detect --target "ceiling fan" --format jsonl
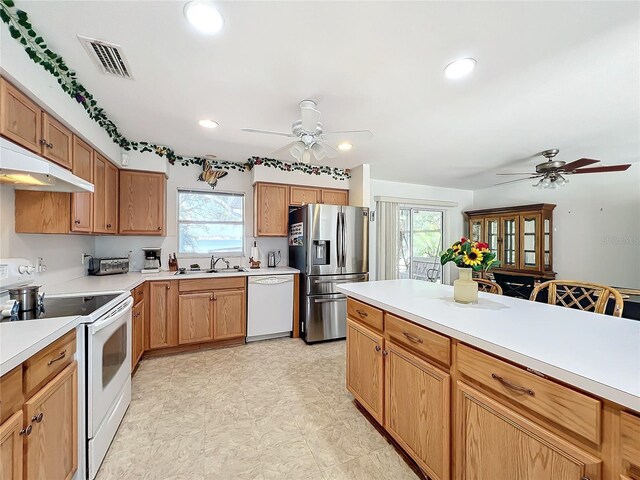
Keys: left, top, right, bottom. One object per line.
{"left": 496, "top": 149, "right": 632, "bottom": 189}
{"left": 241, "top": 100, "right": 373, "bottom": 164}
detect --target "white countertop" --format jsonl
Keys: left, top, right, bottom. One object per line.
{"left": 43, "top": 267, "right": 300, "bottom": 296}
{"left": 337, "top": 279, "right": 640, "bottom": 412}
{"left": 1, "top": 267, "right": 299, "bottom": 376}
{"left": 0, "top": 316, "right": 80, "bottom": 375}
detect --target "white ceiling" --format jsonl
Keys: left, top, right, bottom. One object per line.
{"left": 8, "top": 1, "right": 640, "bottom": 189}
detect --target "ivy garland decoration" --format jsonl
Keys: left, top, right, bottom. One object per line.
{"left": 0, "top": 0, "right": 351, "bottom": 180}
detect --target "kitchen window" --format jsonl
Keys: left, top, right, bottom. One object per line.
{"left": 177, "top": 189, "right": 244, "bottom": 256}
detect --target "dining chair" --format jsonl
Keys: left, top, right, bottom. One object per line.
{"left": 474, "top": 278, "right": 503, "bottom": 295}
{"left": 529, "top": 280, "right": 624, "bottom": 317}
{"left": 493, "top": 272, "right": 536, "bottom": 299}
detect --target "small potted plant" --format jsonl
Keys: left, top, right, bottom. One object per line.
{"left": 440, "top": 238, "right": 499, "bottom": 303}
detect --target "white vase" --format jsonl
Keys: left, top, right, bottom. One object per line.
{"left": 454, "top": 267, "right": 478, "bottom": 304}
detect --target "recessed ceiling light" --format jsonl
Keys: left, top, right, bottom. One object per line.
{"left": 198, "top": 119, "right": 219, "bottom": 129}
{"left": 338, "top": 142, "right": 352, "bottom": 151}
{"left": 184, "top": 1, "right": 224, "bottom": 35}
{"left": 444, "top": 58, "right": 476, "bottom": 79}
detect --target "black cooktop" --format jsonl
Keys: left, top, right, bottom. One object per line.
{"left": 1, "top": 294, "right": 121, "bottom": 322}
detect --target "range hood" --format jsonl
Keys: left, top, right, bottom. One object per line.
{"left": 0, "top": 138, "right": 94, "bottom": 192}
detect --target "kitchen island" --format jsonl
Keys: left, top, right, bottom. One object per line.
{"left": 337, "top": 279, "right": 640, "bottom": 480}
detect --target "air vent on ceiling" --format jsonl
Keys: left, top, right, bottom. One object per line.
{"left": 78, "top": 36, "right": 133, "bottom": 79}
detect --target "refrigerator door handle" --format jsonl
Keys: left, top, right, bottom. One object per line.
{"left": 341, "top": 212, "right": 347, "bottom": 268}
{"left": 336, "top": 211, "right": 343, "bottom": 268}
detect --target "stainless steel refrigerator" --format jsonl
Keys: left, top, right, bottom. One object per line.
{"left": 289, "top": 204, "right": 369, "bottom": 343}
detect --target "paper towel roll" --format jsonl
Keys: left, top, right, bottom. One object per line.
{"left": 250, "top": 246, "right": 259, "bottom": 260}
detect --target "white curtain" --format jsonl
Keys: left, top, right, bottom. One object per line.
{"left": 376, "top": 200, "right": 399, "bottom": 280}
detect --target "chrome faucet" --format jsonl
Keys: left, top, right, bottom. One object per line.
{"left": 210, "top": 256, "right": 230, "bottom": 270}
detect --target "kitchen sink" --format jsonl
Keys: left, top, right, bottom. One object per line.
{"left": 174, "top": 267, "right": 248, "bottom": 275}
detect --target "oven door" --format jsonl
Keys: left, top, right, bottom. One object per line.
{"left": 87, "top": 296, "right": 133, "bottom": 437}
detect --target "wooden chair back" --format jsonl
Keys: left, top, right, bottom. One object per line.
{"left": 493, "top": 272, "right": 535, "bottom": 299}
{"left": 474, "top": 278, "right": 503, "bottom": 295}
{"left": 530, "top": 280, "right": 624, "bottom": 317}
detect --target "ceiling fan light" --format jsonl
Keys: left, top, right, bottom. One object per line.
{"left": 541, "top": 177, "right": 551, "bottom": 188}
{"left": 302, "top": 149, "right": 311, "bottom": 164}
{"left": 311, "top": 143, "right": 327, "bottom": 161}
{"left": 289, "top": 143, "right": 304, "bottom": 161}
{"left": 534, "top": 179, "right": 543, "bottom": 189}
{"left": 338, "top": 142, "right": 352, "bottom": 151}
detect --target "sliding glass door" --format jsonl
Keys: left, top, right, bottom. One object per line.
{"left": 398, "top": 208, "right": 444, "bottom": 282}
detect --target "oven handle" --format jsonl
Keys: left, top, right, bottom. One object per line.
{"left": 89, "top": 296, "right": 134, "bottom": 334}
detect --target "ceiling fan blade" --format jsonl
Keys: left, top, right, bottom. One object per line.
{"left": 496, "top": 172, "right": 537, "bottom": 176}
{"left": 563, "top": 158, "right": 600, "bottom": 170}
{"left": 494, "top": 176, "right": 541, "bottom": 186}
{"left": 316, "top": 141, "right": 340, "bottom": 159}
{"left": 241, "top": 128, "right": 295, "bottom": 138}
{"left": 300, "top": 104, "right": 321, "bottom": 133}
{"left": 269, "top": 141, "right": 303, "bottom": 160}
{"left": 323, "top": 130, "right": 373, "bottom": 138}
{"left": 571, "top": 164, "right": 632, "bottom": 174}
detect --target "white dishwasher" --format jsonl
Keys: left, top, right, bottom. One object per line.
{"left": 247, "top": 274, "right": 294, "bottom": 342}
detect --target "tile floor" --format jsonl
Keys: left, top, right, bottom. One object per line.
{"left": 96, "top": 338, "right": 420, "bottom": 480}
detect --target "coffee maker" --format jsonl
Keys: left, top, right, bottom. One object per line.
{"left": 141, "top": 248, "right": 162, "bottom": 273}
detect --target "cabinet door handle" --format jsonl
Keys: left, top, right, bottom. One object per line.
{"left": 47, "top": 142, "right": 53, "bottom": 148}
{"left": 355, "top": 309, "right": 368, "bottom": 318}
{"left": 32, "top": 412, "right": 44, "bottom": 423}
{"left": 210, "top": 295, "right": 214, "bottom": 301}
{"left": 157, "top": 226, "right": 161, "bottom": 231}
{"left": 47, "top": 349, "right": 67, "bottom": 366}
{"left": 106, "top": 223, "right": 112, "bottom": 228}
{"left": 74, "top": 220, "right": 81, "bottom": 224}
{"left": 39, "top": 138, "right": 47, "bottom": 146}
{"left": 20, "top": 425, "right": 32, "bottom": 436}
{"left": 402, "top": 331, "right": 423, "bottom": 344}
{"left": 491, "top": 373, "right": 535, "bottom": 396}
{"left": 375, "top": 345, "right": 381, "bottom": 352}
{"left": 382, "top": 350, "right": 388, "bottom": 357}
{"left": 166, "top": 285, "right": 171, "bottom": 290}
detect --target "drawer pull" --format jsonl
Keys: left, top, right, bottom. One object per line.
{"left": 402, "top": 331, "right": 423, "bottom": 344}
{"left": 355, "top": 309, "right": 368, "bottom": 318}
{"left": 47, "top": 349, "right": 67, "bottom": 366}
{"left": 492, "top": 373, "right": 535, "bottom": 396}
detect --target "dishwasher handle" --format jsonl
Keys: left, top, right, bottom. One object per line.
{"left": 249, "top": 275, "right": 294, "bottom": 285}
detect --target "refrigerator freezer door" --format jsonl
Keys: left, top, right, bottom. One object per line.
{"left": 341, "top": 206, "right": 369, "bottom": 274}
{"left": 306, "top": 204, "right": 342, "bottom": 276}
{"left": 303, "top": 294, "right": 347, "bottom": 343}
{"left": 306, "top": 273, "right": 369, "bottom": 295}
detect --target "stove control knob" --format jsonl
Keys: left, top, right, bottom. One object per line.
{"left": 18, "top": 265, "right": 36, "bottom": 274}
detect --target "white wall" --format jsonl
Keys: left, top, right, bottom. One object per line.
{"left": 369, "top": 179, "right": 474, "bottom": 282}
{"left": 473, "top": 165, "right": 640, "bottom": 288}
{"left": 0, "top": 185, "right": 96, "bottom": 286}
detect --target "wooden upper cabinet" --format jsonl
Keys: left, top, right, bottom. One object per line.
{"left": 0, "top": 411, "right": 23, "bottom": 480}
{"left": 385, "top": 341, "right": 450, "bottom": 480}
{"left": 179, "top": 292, "right": 214, "bottom": 344}
{"left": 148, "top": 281, "right": 178, "bottom": 350}
{"left": 23, "top": 362, "right": 77, "bottom": 480}
{"left": 254, "top": 183, "right": 288, "bottom": 237}
{"left": 346, "top": 318, "right": 385, "bottom": 424}
{"left": 41, "top": 113, "right": 72, "bottom": 169}
{"left": 455, "top": 381, "right": 601, "bottom": 480}
{"left": 118, "top": 170, "right": 166, "bottom": 235}
{"left": 15, "top": 191, "right": 71, "bottom": 234}
{"left": 290, "top": 186, "right": 321, "bottom": 206}
{"left": 213, "top": 289, "right": 246, "bottom": 340}
{"left": 0, "top": 77, "right": 42, "bottom": 153}
{"left": 93, "top": 153, "right": 118, "bottom": 234}
{"left": 70, "top": 136, "right": 93, "bottom": 233}
{"left": 321, "top": 188, "right": 349, "bottom": 206}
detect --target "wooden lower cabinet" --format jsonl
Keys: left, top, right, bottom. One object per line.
{"left": 148, "top": 281, "right": 178, "bottom": 350}
{"left": 132, "top": 300, "right": 145, "bottom": 370}
{"left": 24, "top": 362, "right": 78, "bottom": 480}
{"left": 455, "top": 381, "right": 601, "bottom": 480}
{"left": 346, "top": 318, "right": 384, "bottom": 423}
{"left": 212, "top": 289, "right": 246, "bottom": 340}
{"left": 0, "top": 411, "right": 23, "bottom": 480}
{"left": 179, "top": 292, "right": 214, "bottom": 344}
{"left": 385, "top": 341, "right": 450, "bottom": 480}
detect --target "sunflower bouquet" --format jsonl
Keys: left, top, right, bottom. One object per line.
{"left": 440, "top": 237, "right": 499, "bottom": 271}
